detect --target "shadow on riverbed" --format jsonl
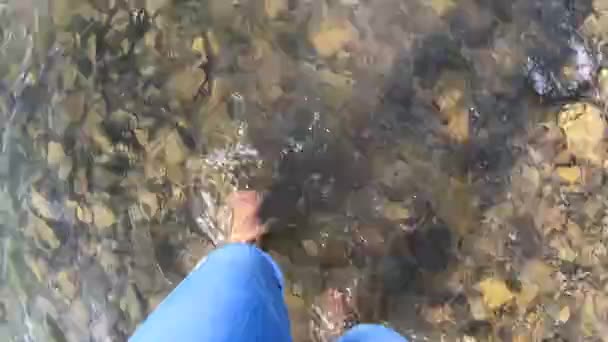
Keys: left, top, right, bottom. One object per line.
{"left": 248, "top": 0, "right": 598, "bottom": 339}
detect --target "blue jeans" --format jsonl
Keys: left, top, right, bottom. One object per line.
{"left": 130, "top": 243, "right": 407, "bottom": 342}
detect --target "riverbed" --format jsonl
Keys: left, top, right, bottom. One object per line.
{"left": 1, "top": 0, "right": 608, "bottom": 341}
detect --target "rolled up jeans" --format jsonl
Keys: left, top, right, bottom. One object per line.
{"left": 130, "top": 243, "right": 407, "bottom": 342}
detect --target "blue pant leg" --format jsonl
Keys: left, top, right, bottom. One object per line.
{"left": 130, "top": 243, "right": 292, "bottom": 342}
{"left": 338, "top": 324, "right": 408, "bottom": 342}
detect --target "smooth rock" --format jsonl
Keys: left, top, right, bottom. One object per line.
{"left": 47, "top": 141, "right": 65, "bottom": 166}
{"left": 558, "top": 103, "right": 606, "bottom": 165}
{"left": 191, "top": 37, "right": 205, "bottom": 56}
{"left": 164, "top": 130, "right": 188, "bottom": 166}
{"left": 433, "top": 71, "right": 471, "bottom": 142}
{"left": 27, "top": 213, "right": 60, "bottom": 251}
{"left": 301, "top": 240, "right": 320, "bottom": 257}
{"left": 92, "top": 203, "right": 116, "bottom": 229}
{"left": 30, "top": 190, "right": 59, "bottom": 221}
{"left": 556, "top": 166, "right": 582, "bottom": 184}
{"left": 166, "top": 164, "right": 185, "bottom": 185}
{"left": 76, "top": 205, "right": 93, "bottom": 224}
{"left": 582, "top": 10, "right": 608, "bottom": 40}
{"left": 56, "top": 271, "right": 78, "bottom": 299}
{"left": 310, "top": 17, "right": 358, "bottom": 58}
{"left": 477, "top": 278, "right": 514, "bottom": 310}
{"left": 520, "top": 259, "right": 558, "bottom": 295}
{"left": 558, "top": 305, "right": 571, "bottom": 323}
{"left": 427, "top": 0, "right": 456, "bottom": 16}
{"left": 382, "top": 202, "right": 411, "bottom": 221}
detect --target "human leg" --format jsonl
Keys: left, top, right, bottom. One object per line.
{"left": 130, "top": 243, "right": 291, "bottom": 342}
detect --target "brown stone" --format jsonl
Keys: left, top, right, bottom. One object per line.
{"left": 477, "top": 278, "right": 514, "bottom": 310}
{"left": 310, "top": 18, "right": 358, "bottom": 58}
{"left": 558, "top": 103, "right": 606, "bottom": 165}
{"left": 556, "top": 166, "right": 582, "bottom": 184}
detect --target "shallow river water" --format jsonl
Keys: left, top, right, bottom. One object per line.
{"left": 2, "top": 0, "right": 608, "bottom": 341}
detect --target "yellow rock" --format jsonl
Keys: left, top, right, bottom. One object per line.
{"left": 512, "top": 331, "right": 531, "bottom": 342}
{"left": 433, "top": 72, "right": 470, "bottom": 143}
{"left": 30, "top": 190, "right": 57, "bottom": 221}
{"left": 310, "top": 18, "right": 358, "bottom": 58}
{"left": 383, "top": 202, "right": 411, "bottom": 221}
{"left": 206, "top": 30, "right": 221, "bottom": 57}
{"left": 92, "top": 203, "right": 116, "bottom": 229}
{"left": 47, "top": 141, "right": 66, "bottom": 166}
{"left": 133, "top": 129, "right": 149, "bottom": 150}
{"left": 434, "top": 84, "right": 465, "bottom": 111}
{"left": 556, "top": 166, "right": 581, "bottom": 184}
{"left": 428, "top": 0, "right": 456, "bottom": 16}
{"left": 166, "top": 164, "right": 185, "bottom": 185}
{"left": 477, "top": 278, "right": 514, "bottom": 310}
{"left": 558, "top": 103, "right": 606, "bottom": 165}
{"left": 76, "top": 205, "right": 93, "bottom": 224}
{"left": 192, "top": 37, "right": 205, "bottom": 54}
{"left": 56, "top": 271, "right": 77, "bottom": 299}
{"left": 445, "top": 107, "right": 470, "bottom": 143}
{"left": 164, "top": 130, "right": 188, "bottom": 166}
{"left": 558, "top": 306, "right": 570, "bottom": 323}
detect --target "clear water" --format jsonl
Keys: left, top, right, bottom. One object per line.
{"left": 1, "top": 0, "right": 608, "bottom": 341}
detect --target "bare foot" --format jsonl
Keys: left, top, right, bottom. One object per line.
{"left": 310, "top": 288, "right": 359, "bottom": 342}
{"left": 228, "top": 191, "right": 265, "bottom": 244}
